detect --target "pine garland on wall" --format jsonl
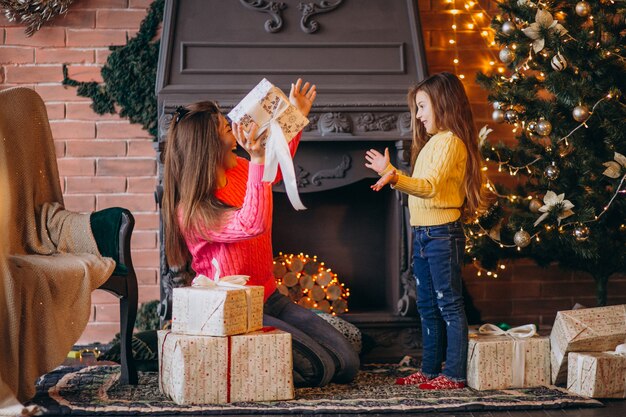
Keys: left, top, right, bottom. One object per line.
{"left": 62, "top": 0, "right": 164, "bottom": 139}
{"left": 0, "top": 0, "right": 74, "bottom": 36}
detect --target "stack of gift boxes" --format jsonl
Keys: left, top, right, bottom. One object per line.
{"left": 467, "top": 304, "right": 626, "bottom": 398}
{"left": 157, "top": 276, "right": 294, "bottom": 405}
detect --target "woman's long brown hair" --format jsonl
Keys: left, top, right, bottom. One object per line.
{"left": 407, "top": 72, "right": 487, "bottom": 221}
{"left": 162, "top": 101, "right": 232, "bottom": 267}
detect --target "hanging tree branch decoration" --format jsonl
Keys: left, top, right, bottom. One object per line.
{"left": 0, "top": 0, "right": 74, "bottom": 37}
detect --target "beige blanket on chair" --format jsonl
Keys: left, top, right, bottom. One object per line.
{"left": 0, "top": 87, "right": 115, "bottom": 406}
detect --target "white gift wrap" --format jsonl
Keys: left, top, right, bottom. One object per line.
{"left": 158, "top": 329, "right": 294, "bottom": 405}
{"left": 171, "top": 284, "right": 264, "bottom": 336}
{"left": 550, "top": 304, "right": 626, "bottom": 385}
{"left": 567, "top": 350, "right": 626, "bottom": 398}
{"left": 227, "top": 78, "right": 309, "bottom": 210}
{"left": 467, "top": 324, "right": 550, "bottom": 390}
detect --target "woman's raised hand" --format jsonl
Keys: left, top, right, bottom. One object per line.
{"left": 365, "top": 147, "right": 390, "bottom": 175}
{"left": 233, "top": 122, "right": 265, "bottom": 164}
{"left": 289, "top": 78, "right": 317, "bottom": 117}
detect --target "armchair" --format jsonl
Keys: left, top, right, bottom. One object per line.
{"left": 0, "top": 86, "right": 138, "bottom": 403}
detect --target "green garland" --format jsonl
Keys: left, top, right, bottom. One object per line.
{"left": 63, "top": 0, "right": 164, "bottom": 139}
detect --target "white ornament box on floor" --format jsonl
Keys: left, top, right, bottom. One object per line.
{"left": 550, "top": 304, "right": 626, "bottom": 385}
{"left": 567, "top": 347, "right": 626, "bottom": 398}
{"left": 158, "top": 329, "right": 294, "bottom": 405}
{"left": 171, "top": 277, "right": 264, "bottom": 337}
{"left": 467, "top": 324, "right": 550, "bottom": 390}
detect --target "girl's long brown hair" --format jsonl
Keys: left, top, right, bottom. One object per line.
{"left": 162, "top": 101, "right": 232, "bottom": 267}
{"left": 407, "top": 72, "right": 488, "bottom": 221}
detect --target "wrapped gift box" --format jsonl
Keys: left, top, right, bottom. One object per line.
{"left": 171, "top": 284, "right": 264, "bottom": 336}
{"left": 567, "top": 351, "right": 626, "bottom": 398}
{"left": 467, "top": 334, "right": 550, "bottom": 390}
{"left": 158, "top": 329, "right": 294, "bottom": 405}
{"left": 550, "top": 304, "right": 626, "bottom": 385}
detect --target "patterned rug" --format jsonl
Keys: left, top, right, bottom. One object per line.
{"left": 28, "top": 364, "right": 602, "bottom": 415}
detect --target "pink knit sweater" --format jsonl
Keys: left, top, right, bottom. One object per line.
{"left": 181, "top": 133, "right": 301, "bottom": 301}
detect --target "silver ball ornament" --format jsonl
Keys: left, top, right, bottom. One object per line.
{"left": 505, "top": 109, "right": 519, "bottom": 123}
{"left": 551, "top": 52, "right": 567, "bottom": 71}
{"left": 573, "top": 225, "right": 590, "bottom": 241}
{"left": 529, "top": 198, "right": 543, "bottom": 213}
{"left": 527, "top": 121, "right": 538, "bottom": 133}
{"left": 492, "top": 101, "right": 502, "bottom": 110}
{"left": 537, "top": 119, "right": 552, "bottom": 136}
{"left": 499, "top": 47, "right": 515, "bottom": 64}
{"left": 572, "top": 105, "right": 590, "bottom": 122}
{"left": 575, "top": 1, "right": 591, "bottom": 17}
{"left": 514, "top": 230, "right": 531, "bottom": 248}
{"left": 544, "top": 162, "right": 560, "bottom": 181}
{"left": 501, "top": 21, "right": 517, "bottom": 35}
{"left": 492, "top": 109, "right": 506, "bottom": 123}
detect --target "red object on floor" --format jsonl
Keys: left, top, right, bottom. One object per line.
{"left": 418, "top": 375, "right": 466, "bottom": 390}
{"left": 394, "top": 371, "right": 431, "bottom": 385}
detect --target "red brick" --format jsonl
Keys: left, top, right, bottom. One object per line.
{"left": 35, "top": 84, "right": 87, "bottom": 102}
{"left": 133, "top": 212, "right": 159, "bottom": 230}
{"left": 94, "top": 303, "right": 120, "bottom": 323}
{"left": 73, "top": 0, "right": 129, "bottom": 9}
{"left": 0, "top": 67, "right": 4, "bottom": 83}
{"left": 63, "top": 194, "right": 96, "bottom": 212}
{"left": 95, "top": 48, "right": 112, "bottom": 64}
{"left": 65, "top": 176, "right": 126, "bottom": 193}
{"left": 97, "top": 10, "right": 148, "bottom": 29}
{"left": 138, "top": 285, "right": 160, "bottom": 304}
{"left": 45, "top": 102, "right": 65, "bottom": 120}
{"left": 91, "top": 289, "right": 119, "bottom": 304}
{"left": 130, "top": 249, "right": 159, "bottom": 268}
{"left": 97, "top": 158, "right": 155, "bottom": 176}
{"left": 131, "top": 230, "right": 157, "bottom": 249}
{"left": 66, "top": 139, "right": 126, "bottom": 157}
{"left": 136, "top": 268, "right": 158, "bottom": 286}
{"left": 97, "top": 193, "right": 156, "bottom": 212}
{"left": 50, "top": 120, "right": 96, "bottom": 139}
{"left": 65, "top": 65, "right": 104, "bottom": 82}
{"left": 418, "top": 0, "right": 431, "bottom": 11}
{"left": 513, "top": 263, "right": 571, "bottom": 281}
{"left": 67, "top": 29, "right": 127, "bottom": 47}
{"left": 5, "top": 27, "right": 66, "bottom": 47}
{"left": 0, "top": 46, "right": 34, "bottom": 64}
{"left": 541, "top": 281, "right": 596, "bottom": 298}
{"left": 97, "top": 121, "right": 152, "bottom": 139}
{"left": 127, "top": 140, "right": 156, "bottom": 157}
{"left": 129, "top": 0, "right": 153, "bottom": 7}
{"left": 57, "top": 157, "right": 96, "bottom": 175}
{"left": 127, "top": 176, "right": 156, "bottom": 193}
{"left": 485, "top": 281, "right": 541, "bottom": 299}
{"left": 474, "top": 299, "right": 512, "bottom": 317}
{"left": 3, "top": 65, "right": 64, "bottom": 83}
{"left": 54, "top": 140, "right": 66, "bottom": 158}
{"left": 66, "top": 102, "right": 119, "bottom": 120}
{"left": 77, "top": 322, "right": 118, "bottom": 344}
{"left": 36, "top": 48, "right": 94, "bottom": 64}
{"left": 50, "top": 10, "right": 96, "bottom": 28}
{"left": 512, "top": 298, "right": 574, "bottom": 316}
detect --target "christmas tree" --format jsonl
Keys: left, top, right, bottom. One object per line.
{"left": 468, "top": 0, "right": 625, "bottom": 306}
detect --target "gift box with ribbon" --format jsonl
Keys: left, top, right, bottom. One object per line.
{"left": 171, "top": 259, "right": 264, "bottom": 336}
{"left": 567, "top": 344, "right": 626, "bottom": 398}
{"left": 227, "top": 78, "right": 310, "bottom": 210}
{"left": 467, "top": 323, "right": 550, "bottom": 390}
{"left": 158, "top": 328, "right": 294, "bottom": 405}
{"left": 550, "top": 304, "right": 626, "bottom": 385}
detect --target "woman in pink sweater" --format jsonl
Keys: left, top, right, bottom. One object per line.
{"left": 162, "top": 79, "right": 359, "bottom": 387}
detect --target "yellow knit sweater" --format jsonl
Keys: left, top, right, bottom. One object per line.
{"left": 383, "top": 130, "right": 467, "bottom": 226}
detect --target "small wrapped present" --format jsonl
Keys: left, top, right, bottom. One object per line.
{"left": 227, "top": 78, "right": 309, "bottom": 210}
{"left": 567, "top": 344, "right": 626, "bottom": 398}
{"left": 467, "top": 324, "right": 550, "bottom": 390}
{"left": 550, "top": 304, "right": 626, "bottom": 385}
{"left": 171, "top": 259, "right": 263, "bottom": 336}
{"left": 158, "top": 329, "right": 294, "bottom": 405}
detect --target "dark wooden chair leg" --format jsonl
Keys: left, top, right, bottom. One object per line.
{"left": 119, "top": 275, "right": 138, "bottom": 384}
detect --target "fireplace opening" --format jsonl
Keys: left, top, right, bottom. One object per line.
{"left": 272, "top": 179, "right": 396, "bottom": 312}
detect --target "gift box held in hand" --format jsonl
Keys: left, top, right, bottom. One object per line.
{"left": 227, "top": 78, "right": 309, "bottom": 210}
{"left": 550, "top": 304, "right": 626, "bottom": 385}
{"left": 171, "top": 259, "right": 263, "bottom": 336}
{"left": 467, "top": 324, "right": 550, "bottom": 390}
{"left": 567, "top": 345, "right": 626, "bottom": 398}
{"left": 158, "top": 328, "right": 294, "bottom": 405}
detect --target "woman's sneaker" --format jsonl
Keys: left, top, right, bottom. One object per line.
{"left": 418, "top": 375, "right": 466, "bottom": 390}
{"left": 395, "top": 371, "right": 431, "bottom": 385}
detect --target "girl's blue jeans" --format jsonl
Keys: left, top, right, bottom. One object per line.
{"left": 412, "top": 220, "right": 468, "bottom": 382}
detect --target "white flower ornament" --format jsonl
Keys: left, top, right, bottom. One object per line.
{"left": 533, "top": 190, "right": 575, "bottom": 227}
{"left": 522, "top": 9, "right": 568, "bottom": 53}
{"left": 602, "top": 152, "right": 626, "bottom": 179}
{"left": 479, "top": 125, "right": 493, "bottom": 147}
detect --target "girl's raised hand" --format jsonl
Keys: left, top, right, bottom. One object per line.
{"left": 371, "top": 169, "right": 397, "bottom": 192}
{"left": 233, "top": 122, "right": 265, "bottom": 165}
{"left": 365, "top": 147, "right": 390, "bottom": 174}
{"left": 289, "top": 78, "right": 317, "bottom": 117}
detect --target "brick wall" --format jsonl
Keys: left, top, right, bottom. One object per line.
{"left": 1, "top": 0, "right": 623, "bottom": 344}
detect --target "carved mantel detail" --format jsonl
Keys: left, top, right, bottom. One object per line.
{"left": 239, "top": 0, "right": 287, "bottom": 33}
{"left": 299, "top": 0, "right": 343, "bottom": 34}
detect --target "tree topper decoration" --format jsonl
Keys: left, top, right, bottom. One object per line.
{"left": 522, "top": 9, "right": 567, "bottom": 53}
{"left": 533, "top": 190, "right": 575, "bottom": 227}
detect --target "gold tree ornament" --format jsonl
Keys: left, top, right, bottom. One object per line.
{"left": 273, "top": 253, "right": 350, "bottom": 315}
{"left": 522, "top": 9, "right": 568, "bottom": 53}
{"left": 533, "top": 190, "right": 575, "bottom": 227}
{"left": 602, "top": 152, "right": 626, "bottom": 178}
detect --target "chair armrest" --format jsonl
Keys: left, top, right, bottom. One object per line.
{"left": 90, "top": 207, "right": 133, "bottom": 276}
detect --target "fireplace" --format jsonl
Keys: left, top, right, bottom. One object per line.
{"left": 156, "top": 0, "right": 428, "bottom": 361}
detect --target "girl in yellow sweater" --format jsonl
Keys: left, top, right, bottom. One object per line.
{"left": 365, "top": 72, "right": 485, "bottom": 389}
